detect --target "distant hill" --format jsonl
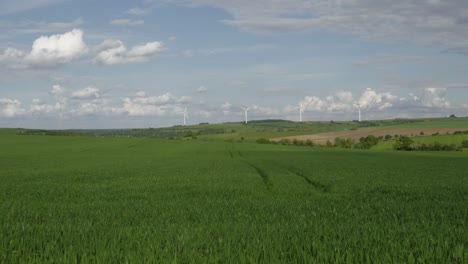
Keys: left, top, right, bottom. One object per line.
{"left": 2, "top": 117, "right": 466, "bottom": 142}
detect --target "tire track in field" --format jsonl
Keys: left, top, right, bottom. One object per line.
{"left": 242, "top": 160, "right": 272, "bottom": 189}
{"left": 236, "top": 149, "right": 272, "bottom": 190}
{"left": 288, "top": 167, "right": 331, "bottom": 193}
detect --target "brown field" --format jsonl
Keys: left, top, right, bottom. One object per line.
{"left": 272, "top": 127, "right": 467, "bottom": 145}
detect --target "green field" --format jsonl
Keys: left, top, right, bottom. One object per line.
{"left": 1, "top": 132, "right": 467, "bottom": 263}
{"left": 383, "top": 117, "right": 468, "bottom": 129}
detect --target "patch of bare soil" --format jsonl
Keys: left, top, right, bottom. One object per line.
{"left": 272, "top": 128, "right": 467, "bottom": 145}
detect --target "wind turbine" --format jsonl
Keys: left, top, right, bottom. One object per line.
{"left": 296, "top": 104, "right": 304, "bottom": 122}
{"left": 241, "top": 106, "right": 250, "bottom": 124}
{"left": 183, "top": 107, "right": 189, "bottom": 126}
{"left": 356, "top": 103, "right": 362, "bottom": 122}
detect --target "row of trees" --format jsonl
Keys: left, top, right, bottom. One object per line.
{"left": 393, "top": 136, "right": 465, "bottom": 151}
{"left": 257, "top": 135, "right": 382, "bottom": 149}
{"left": 257, "top": 135, "right": 468, "bottom": 152}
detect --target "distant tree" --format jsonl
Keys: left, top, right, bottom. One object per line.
{"left": 420, "top": 131, "right": 424, "bottom": 136}
{"left": 462, "top": 140, "right": 468, "bottom": 148}
{"left": 326, "top": 140, "right": 333, "bottom": 147}
{"left": 384, "top": 134, "right": 392, "bottom": 141}
{"left": 256, "top": 138, "right": 270, "bottom": 144}
{"left": 449, "top": 114, "right": 457, "bottom": 118}
{"left": 355, "top": 135, "right": 380, "bottom": 149}
{"left": 305, "top": 139, "right": 315, "bottom": 146}
{"left": 393, "top": 136, "right": 414, "bottom": 151}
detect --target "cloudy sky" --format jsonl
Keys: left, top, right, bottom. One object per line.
{"left": 1, "top": 0, "right": 467, "bottom": 129}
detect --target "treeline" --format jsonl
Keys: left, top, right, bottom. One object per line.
{"left": 393, "top": 136, "right": 466, "bottom": 151}
{"left": 89, "top": 127, "right": 228, "bottom": 138}
{"left": 17, "top": 129, "right": 85, "bottom": 137}
{"left": 256, "top": 135, "right": 383, "bottom": 149}
{"left": 257, "top": 134, "right": 468, "bottom": 152}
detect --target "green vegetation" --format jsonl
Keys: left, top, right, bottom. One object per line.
{"left": 383, "top": 117, "right": 468, "bottom": 129}
{"left": 0, "top": 132, "right": 467, "bottom": 262}
{"left": 70, "top": 117, "right": 466, "bottom": 142}
{"left": 375, "top": 133, "right": 468, "bottom": 151}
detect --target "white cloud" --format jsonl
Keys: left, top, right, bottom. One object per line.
{"left": 197, "top": 110, "right": 213, "bottom": 118}
{"left": 110, "top": 19, "right": 144, "bottom": 26}
{"left": 0, "top": 29, "right": 88, "bottom": 68}
{"left": 93, "top": 40, "right": 164, "bottom": 65}
{"left": 72, "top": 87, "right": 101, "bottom": 100}
{"left": 419, "top": 88, "right": 450, "bottom": 108}
{"left": 221, "top": 101, "right": 232, "bottom": 115}
{"left": 250, "top": 104, "right": 279, "bottom": 116}
{"left": 0, "top": 48, "right": 25, "bottom": 64}
{"left": 135, "top": 91, "right": 147, "bottom": 97}
{"left": 0, "top": 98, "right": 25, "bottom": 117}
{"left": 297, "top": 96, "right": 327, "bottom": 112}
{"left": 30, "top": 100, "right": 63, "bottom": 115}
{"left": 122, "top": 92, "right": 192, "bottom": 116}
{"left": 358, "top": 88, "right": 397, "bottom": 110}
{"left": 291, "top": 88, "right": 399, "bottom": 114}
{"left": 196, "top": 86, "right": 207, "bottom": 93}
{"left": 26, "top": 29, "right": 88, "bottom": 66}
{"left": 127, "top": 7, "right": 152, "bottom": 16}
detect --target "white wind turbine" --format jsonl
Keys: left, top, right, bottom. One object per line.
{"left": 354, "top": 103, "right": 362, "bottom": 122}
{"left": 183, "top": 107, "right": 189, "bottom": 126}
{"left": 241, "top": 106, "right": 250, "bottom": 124}
{"left": 296, "top": 104, "right": 304, "bottom": 122}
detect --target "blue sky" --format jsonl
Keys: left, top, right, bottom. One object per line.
{"left": 1, "top": 0, "right": 467, "bottom": 128}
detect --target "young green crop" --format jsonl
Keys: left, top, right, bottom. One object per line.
{"left": 0, "top": 134, "right": 466, "bottom": 263}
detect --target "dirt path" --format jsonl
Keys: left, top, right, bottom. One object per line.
{"left": 272, "top": 127, "right": 467, "bottom": 145}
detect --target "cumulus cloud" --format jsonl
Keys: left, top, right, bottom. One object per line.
{"left": 358, "top": 88, "right": 397, "bottom": 110}
{"left": 122, "top": 92, "right": 192, "bottom": 116}
{"left": 0, "top": 29, "right": 88, "bottom": 68}
{"left": 72, "top": 87, "right": 101, "bottom": 100}
{"left": 289, "top": 87, "right": 456, "bottom": 120}
{"left": 291, "top": 88, "right": 399, "bottom": 115}
{"left": 419, "top": 88, "right": 450, "bottom": 108}
{"left": 0, "top": 98, "right": 25, "bottom": 117}
{"left": 93, "top": 40, "right": 164, "bottom": 65}
{"left": 110, "top": 19, "right": 144, "bottom": 26}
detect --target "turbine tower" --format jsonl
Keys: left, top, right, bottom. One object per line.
{"left": 241, "top": 106, "right": 250, "bottom": 124}
{"left": 183, "top": 107, "right": 189, "bottom": 126}
{"left": 296, "top": 104, "right": 304, "bottom": 122}
{"left": 357, "top": 104, "right": 361, "bottom": 122}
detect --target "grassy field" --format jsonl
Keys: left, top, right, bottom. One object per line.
{"left": 1, "top": 132, "right": 467, "bottom": 263}
{"left": 382, "top": 117, "right": 468, "bottom": 128}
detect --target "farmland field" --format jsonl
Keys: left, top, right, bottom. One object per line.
{"left": 0, "top": 132, "right": 467, "bottom": 263}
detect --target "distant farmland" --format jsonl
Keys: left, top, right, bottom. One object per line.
{"left": 1, "top": 129, "right": 467, "bottom": 263}
{"left": 273, "top": 127, "right": 467, "bottom": 145}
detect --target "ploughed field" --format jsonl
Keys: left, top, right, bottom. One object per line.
{"left": 0, "top": 134, "right": 467, "bottom": 263}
